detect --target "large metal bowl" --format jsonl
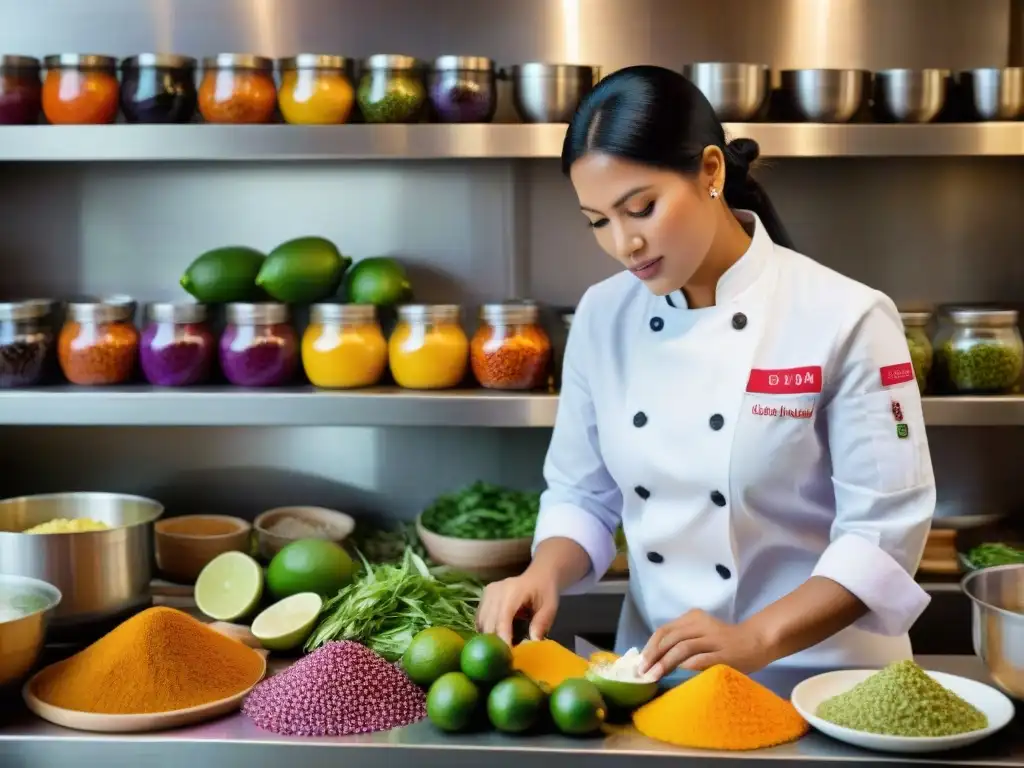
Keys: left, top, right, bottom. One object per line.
{"left": 683, "top": 62, "right": 770, "bottom": 122}
{"left": 962, "top": 563, "right": 1024, "bottom": 699}
{"left": 0, "top": 492, "right": 163, "bottom": 626}
{"left": 959, "top": 68, "right": 1024, "bottom": 121}
{"left": 873, "top": 68, "right": 949, "bottom": 123}
{"left": 0, "top": 574, "right": 61, "bottom": 690}
{"left": 510, "top": 63, "right": 599, "bottom": 123}
{"left": 780, "top": 68, "right": 870, "bottom": 123}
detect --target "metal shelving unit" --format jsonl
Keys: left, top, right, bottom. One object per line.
{"left": 0, "top": 123, "right": 1022, "bottom": 162}
{"left": 0, "top": 387, "right": 1018, "bottom": 427}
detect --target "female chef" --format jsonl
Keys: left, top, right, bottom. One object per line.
{"left": 476, "top": 65, "right": 935, "bottom": 677}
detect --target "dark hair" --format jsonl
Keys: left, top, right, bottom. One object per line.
{"left": 562, "top": 65, "right": 794, "bottom": 250}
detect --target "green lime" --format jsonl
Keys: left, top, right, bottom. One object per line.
{"left": 194, "top": 551, "right": 264, "bottom": 621}
{"left": 251, "top": 592, "right": 323, "bottom": 652}
{"left": 487, "top": 675, "right": 546, "bottom": 733}
{"left": 265, "top": 539, "right": 355, "bottom": 600}
{"left": 343, "top": 257, "right": 412, "bottom": 307}
{"left": 256, "top": 236, "right": 351, "bottom": 304}
{"left": 403, "top": 627, "right": 466, "bottom": 687}
{"left": 426, "top": 672, "right": 480, "bottom": 732}
{"left": 549, "top": 678, "right": 606, "bottom": 735}
{"left": 460, "top": 633, "right": 513, "bottom": 684}
{"left": 584, "top": 668, "right": 658, "bottom": 710}
{"left": 180, "top": 246, "right": 265, "bottom": 303}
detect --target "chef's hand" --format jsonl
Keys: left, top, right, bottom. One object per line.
{"left": 475, "top": 568, "right": 560, "bottom": 647}
{"left": 638, "top": 609, "right": 773, "bottom": 678}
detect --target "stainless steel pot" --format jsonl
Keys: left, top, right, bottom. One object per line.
{"left": 510, "top": 63, "right": 598, "bottom": 123}
{"left": 873, "top": 69, "right": 948, "bottom": 123}
{"left": 780, "top": 68, "right": 870, "bottom": 123}
{"left": 0, "top": 573, "right": 61, "bottom": 689}
{"left": 682, "top": 62, "right": 769, "bottom": 121}
{"left": 959, "top": 68, "right": 1024, "bottom": 121}
{"left": 0, "top": 492, "right": 163, "bottom": 626}
{"left": 962, "top": 563, "right": 1024, "bottom": 699}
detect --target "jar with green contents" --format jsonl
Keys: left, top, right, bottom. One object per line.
{"left": 899, "top": 311, "right": 932, "bottom": 394}
{"left": 357, "top": 54, "right": 425, "bottom": 123}
{"left": 934, "top": 308, "right": 1023, "bottom": 394}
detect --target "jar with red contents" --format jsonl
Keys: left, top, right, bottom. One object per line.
{"left": 470, "top": 302, "right": 551, "bottom": 390}
{"left": 42, "top": 54, "right": 120, "bottom": 125}
{"left": 140, "top": 302, "right": 215, "bottom": 387}
{"left": 0, "top": 56, "right": 42, "bottom": 125}
{"left": 220, "top": 303, "right": 298, "bottom": 387}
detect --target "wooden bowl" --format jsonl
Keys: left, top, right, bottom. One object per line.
{"left": 253, "top": 506, "right": 355, "bottom": 561}
{"left": 415, "top": 515, "right": 532, "bottom": 581}
{"left": 154, "top": 515, "right": 252, "bottom": 584}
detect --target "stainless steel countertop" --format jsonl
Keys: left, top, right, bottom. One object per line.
{"left": 0, "top": 655, "right": 1020, "bottom": 767}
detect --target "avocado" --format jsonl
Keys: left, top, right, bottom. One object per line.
{"left": 180, "top": 246, "right": 266, "bottom": 303}
{"left": 256, "top": 236, "right": 351, "bottom": 304}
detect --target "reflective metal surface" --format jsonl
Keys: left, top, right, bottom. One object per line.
{"left": 873, "top": 69, "right": 949, "bottom": 123}
{"left": 780, "top": 69, "right": 870, "bottom": 123}
{"left": 960, "top": 68, "right": 1024, "bottom": 120}
{"left": 0, "top": 493, "right": 163, "bottom": 625}
{"left": 963, "top": 564, "right": 1024, "bottom": 699}
{"left": 682, "top": 63, "right": 770, "bottom": 121}
{"left": 510, "top": 64, "right": 598, "bottom": 123}
{"left": 0, "top": 574, "right": 60, "bottom": 690}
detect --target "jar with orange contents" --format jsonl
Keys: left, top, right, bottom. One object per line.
{"left": 471, "top": 302, "right": 551, "bottom": 390}
{"left": 302, "top": 303, "right": 387, "bottom": 389}
{"left": 199, "top": 54, "right": 277, "bottom": 124}
{"left": 42, "top": 54, "right": 120, "bottom": 125}
{"left": 58, "top": 299, "right": 139, "bottom": 385}
{"left": 278, "top": 54, "right": 354, "bottom": 125}
{"left": 389, "top": 305, "right": 468, "bottom": 390}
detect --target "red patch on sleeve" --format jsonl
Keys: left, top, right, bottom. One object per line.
{"left": 880, "top": 362, "right": 914, "bottom": 388}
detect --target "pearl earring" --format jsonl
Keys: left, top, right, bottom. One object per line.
{"left": 709, "top": 187, "right": 720, "bottom": 199}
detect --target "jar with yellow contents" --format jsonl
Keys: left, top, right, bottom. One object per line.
{"left": 302, "top": 303, "right": 387, "bottom": 389}
{"left": 389, "top": 304, "right": 468, "bottom": 390}
{"left": 278, "top": 54, "right": 355, "bottom": 125}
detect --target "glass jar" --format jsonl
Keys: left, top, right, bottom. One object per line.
{"left": 934, "top": 308, "right": 1023, "bottom": 394}
{"left": 302, "top": 304, "right": 387, "bottom": 389}
{"left": 356, "top": 54, "right": 426, "bottom": 124}
{"left": 220, "top": 303, "right": 298, "bottom": 387}
{"left": 278, "top": 54, "right": 354, "bottom": 125}
{"left": 42, "top": 54, "right": 120, "bottom": 125}
{"left": 899, "top": 311, "right": 933, "bottom": 394}
{"left": 0, "top": 300, "right": 53, "bottom": 387}
{"left": 428, "top": 55, "right": 497, "bottom": 123}
{"left": 389, "top": 305, "right": 468, "bottom": 389}
{"left": 471, "top": 302, "right": 551, "bottom": 390}
{"left": 199, "top": 54, "right": 277, "bottom": 124}
{"left": 0, "top": 56, "right": 41, "bottom": 125}
{"left": 140, "top": 302, "right": 215, "bottom": 387}
{"left": 120, "top": 54, "right": 197, "bottom": 124}
{"left": 58, "top": 299, "right": 139, "bottom": 385}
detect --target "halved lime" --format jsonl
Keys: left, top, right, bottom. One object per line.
{"left": 195, "top": 551, "right": 264, "bottom": 621}
{"left": 251, "top": 592, "right": 323, "bottom": 652}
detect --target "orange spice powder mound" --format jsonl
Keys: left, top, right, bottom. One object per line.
{"left": 632, "top": 664, "right": 809, "bottom": 751}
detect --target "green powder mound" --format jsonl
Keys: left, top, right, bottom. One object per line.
{"left": 816, "top": 661, "right": 988, "bottom": 737}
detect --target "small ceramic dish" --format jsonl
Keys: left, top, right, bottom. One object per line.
{"left": 154, "top": 515, "right": 252, "bottom": 584}
{"left": 253, "top": 506, "right": 355, "bottom": 561}
{"left": 415, "top": 515, "right": 532, "bottom": 580}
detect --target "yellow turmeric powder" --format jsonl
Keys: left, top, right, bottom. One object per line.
{"left": 32, "top": 606, "right": 265, "bottom": 714}
{"left": 633, "top": 664, "right": 809, "bottom": 750}
{"left": 512, "top": 639, "right": 589, "bottom": 688}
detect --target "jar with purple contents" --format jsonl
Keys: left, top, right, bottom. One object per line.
{"left": 220, "top": 303, "right": 298, "bottom": 387}
{"left": 428, "top": 56, "right": 496, "bottom": 123}
{"left": 140, "top": 302, "right": 214, "bottom": 387}
{"left": 0, "top": 299, "right": 53, "bottom": 387}
{"left": 120, "top": 54, "right": 198, "bottom": 124}
{"left": 0, "top": 56, "right": 42, "bottom": 125}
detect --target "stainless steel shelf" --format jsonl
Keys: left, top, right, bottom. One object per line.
{"left": 0, "top": 123, "right": 1022, "bottom": 161}
{"left": 0, "top": 388, "right": 1019, "bottom": 427}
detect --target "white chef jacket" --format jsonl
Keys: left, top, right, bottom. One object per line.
{"left": 535, "top": 210, "right": 935, "bottom": 669}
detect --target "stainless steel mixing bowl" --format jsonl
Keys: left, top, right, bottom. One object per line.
{"left": 0, "top": 492, "right": 163, "bottom": 626}
{"left": 873, "top": 68, "right": 949, "bottom": 123}
{"left": 962, "top": 563, "right": 1024, "bottom": 699}
{"left": 780, "top": 68, "right": 870, "bottom": 123}
{"left": 682, "top": 62, "right": 770, "bottom": 122}
{"left": 0, "top": 574, "right": 61, "bottom": 690}
{"left": 959, "top": 68, "right": 1024, "bottom": 121}
{"left": 510, "top": 63, "right": 598, "bottom": 123}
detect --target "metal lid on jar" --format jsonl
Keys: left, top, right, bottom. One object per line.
{"left": 43, "top": 54, "right": 118, "bottom": 70}
{"left": 947, "top": 308, "right": 1019, "bottom": 327}
{"left": 899, "top": 311, "right": 931, "bottom": 327}
{"left": 310, "top": 303, "right": 377, "bottom": 323}
{"left": 202, "top": 53, "right": 274, "bottom": 72}
{"left": 398, "top": 304, "right": 461, "bottom": 323}
{"left": 0, "top": 299, "right": 53, "bottom": 322}
{"left": 511, "top": 62, "right": 599, "bottom": 78}
{"left": 363, "top": 54, "right": 421, "bottom": 71}
{"left": 147, "top": 302, "right": 207, "bottom": 324}
{"left": 226, "top": 302, "right": 289, "bottom": 325}
{"left": 121, "top": 53, "right": 197, "bottom": 70}
{"left": 67, "top": 297, "right": 135, "bottom": 323}
{"left": 0, "top": 55, "right": 41, "bottom": 70}
{"left": 433, "top": 56, "right": 494, "bottom": 72}
{"left": 279, "top": 54, "right": 349, "bottom": 71}
{"left": 480, "top": 301, "right": 540, "bottom": 325}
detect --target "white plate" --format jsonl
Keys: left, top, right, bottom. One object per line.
{"left": 791, "top": 669, "right": 1015, "bottom": 754}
